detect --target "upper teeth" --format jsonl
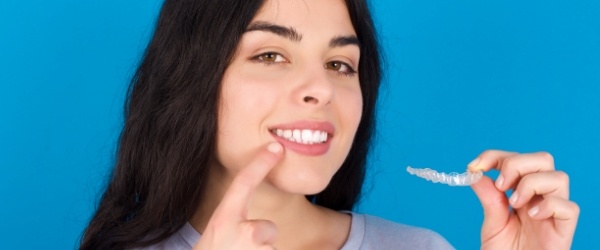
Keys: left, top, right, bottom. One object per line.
{"left": 272, "top": 129, "right": 328, "bottom": 144}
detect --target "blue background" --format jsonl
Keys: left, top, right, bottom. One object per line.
{"left": 1, "top": 0, "right": 598, "bottom": 249}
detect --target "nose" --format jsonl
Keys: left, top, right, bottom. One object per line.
{"left": 295, "top": 67, "right": 334, "bottom": 107}
{"left": 303, "top": 96, "right": 319, "bottom": 104}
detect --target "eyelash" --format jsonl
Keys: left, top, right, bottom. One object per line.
{"left": 249, "top": 52, "right": 287, "bottom": 65}
{"left": 249, "top": 52, "right": 357, "bottom": 77}
{"left": 325, "top": 61, "right": 357, "bottom": 78}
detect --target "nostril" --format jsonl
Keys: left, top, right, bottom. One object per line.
{"left": 303, "top": 96, "right": 318, "bottom": 104}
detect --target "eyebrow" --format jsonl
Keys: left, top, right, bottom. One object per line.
{"left": 245, "top": 21, "right": 360, "bottom": 49}
{"left": 329, "top": 35, "right": 361, "bottom": 48}
{"left": 246, "top": 21, "right": 302, "bottom": 42}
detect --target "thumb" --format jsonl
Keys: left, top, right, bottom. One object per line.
{"left": 471, "top": 175, "right": 510, "bottom": 241}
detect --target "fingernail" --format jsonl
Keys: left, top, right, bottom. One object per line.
{"left": 495, "top": 175, "right": 504, "bottom": 189}
{"left": 528, "top": 206, "right": 539, "bottom": 217}
{"left": 509, "top": 192, "right": 519, "bottom": 205}
{"left": 267, "top": 143, "right": 282, "bottom": 153}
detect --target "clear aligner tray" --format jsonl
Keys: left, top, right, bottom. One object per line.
{"left": 406, "top": 166, "right": 483, "bottom": 186}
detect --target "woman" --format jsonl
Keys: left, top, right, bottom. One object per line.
{"left": 80, "top": 0, "right": 579, "bottom": 249}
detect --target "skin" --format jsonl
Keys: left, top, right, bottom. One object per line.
{"left": 213, "top": 0, "right": 362, "bottom": 196}
{"left": 191, "top": 0, "right": 580, "bottom": 249}
{"left": 193, "top": 0, "right": 360, "bottom": 249}
{"left": 469, "top": 150, "right": 579, "bottom": 249}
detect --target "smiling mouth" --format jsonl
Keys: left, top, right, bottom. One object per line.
{"left": 270, "top": 129, "right": 330, "bottom": 145}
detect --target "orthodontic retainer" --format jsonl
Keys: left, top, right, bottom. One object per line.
{"left": 406, "top": 166, "right": 483, "bottom": 186}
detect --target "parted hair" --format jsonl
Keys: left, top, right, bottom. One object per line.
{"left": 79, "top": 0, "right": 381, "bottom": 249}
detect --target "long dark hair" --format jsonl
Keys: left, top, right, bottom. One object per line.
{"left": 80, "top": 0, "right": 381, "bottom": 249}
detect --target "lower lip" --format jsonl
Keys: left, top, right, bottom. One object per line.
{"left": 271, "top": 133, "right": 331, "bottom": 156}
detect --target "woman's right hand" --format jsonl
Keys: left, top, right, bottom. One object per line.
{"left": 193, "top": 142, "right": 284, "bottom": 250}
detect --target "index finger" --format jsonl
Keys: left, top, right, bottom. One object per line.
{"left": 467, "top": 149, "right": 518, "bottom": 172}
{"left": 469, "top": 150, "right": 559, "bottom": 191}
{"left": 214, "top": 142, "right": 284, "bottom": 219}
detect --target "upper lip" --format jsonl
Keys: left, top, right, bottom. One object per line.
{"left": 268, "top": 120, "right": 335, "bottom": 136}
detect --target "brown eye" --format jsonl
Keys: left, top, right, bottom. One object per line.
{"left": 324, "top": 60, "right": 357, "bottom": 77}
{"left": 251, "top": 52, "right": 287, "bottom": 64}
{"left": 325, "top": 61, "right": 343, "bottom": 71}
{"left": 259, "top": 53, "right": 277, "bottom": 62}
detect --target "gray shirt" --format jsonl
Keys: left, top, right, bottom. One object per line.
{"left": 135, "top": 212, "right": 455, "bottom": 249}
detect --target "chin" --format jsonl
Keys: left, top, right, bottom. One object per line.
{"left": 270, "top": 177, "right": 331, "bottom": 195}
{"left": 267, "top": 159, "right": 339, "bottom": 195}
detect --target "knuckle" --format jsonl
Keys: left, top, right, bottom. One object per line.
{"left": 539, "top": 196, "right": 558, "bottom": 211}
{"left": 555, "top": 170, "right": 570, "bottom": 186}
{"left": 241, "top": 220, "right": 277, "bottom": 243}
{"left": 502, "top": 155, "right": 518, "bottom": 168}
{"left": 517, "top": 174, "right": 532, "bottom": 188}
{"left": 570, "top": 201, "right": 580, "bottom": 215}
{"left": 485, "top": 191, "right": 509, "bottom": 207}
{"left": 240, "top": 221, "right": 258, "bottom": 237}
{"left": 480, "top": 149, "right": 499, "bottom": 158}
{"left": 536, "top": 151, "right": 555, "bottom": 164}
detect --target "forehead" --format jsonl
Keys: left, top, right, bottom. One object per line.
{"left": 252, "top": 0, "right": 356, "bottom": 35}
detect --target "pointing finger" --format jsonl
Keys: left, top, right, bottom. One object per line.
{"left": 213, "top": 142, "right": 284, "bottom": 220}
{"left": 242, "top": 219, "right": 278, "bottom": 245}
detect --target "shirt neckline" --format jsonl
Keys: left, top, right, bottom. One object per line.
{"left": 179, "top": 211, "right": 365, "bottom": 248}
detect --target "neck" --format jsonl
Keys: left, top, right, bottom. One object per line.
{"left": 190, "top": 161, "right": 317, "bottom": 231}
{"left": 189, "top": 163, "right": 351, "bottom": 249}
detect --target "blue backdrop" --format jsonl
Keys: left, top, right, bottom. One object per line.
{"left": 1, "top": 0, "right": 598, "bottom": 249}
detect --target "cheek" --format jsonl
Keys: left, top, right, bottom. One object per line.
{"left": 341, "top": 87, "right": 363, "bottom": 135}
{"left": 215, "top": 72, "right": 280, "bottom": 170}
{"left": 215, "top": 99, "right": 245, "bottom": 171}
{"left": 327, "top": 87, "right": 363, "bottom": 168}
{"left": 220, "top": 66, "right": 283, "bottom": 115}
{"left": 352, "top": 92, "right": 363, "bottom": 127}
{"left": 332, "top": 86, "right": 362, "bottom": 168}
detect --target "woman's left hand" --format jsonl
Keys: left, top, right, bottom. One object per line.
{"left": 469, "top": 150, "right": 579, "bottom": 250}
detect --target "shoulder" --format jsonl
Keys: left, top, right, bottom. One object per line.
{"left": 344, "top": 212, "right": 455, "bottom": 250}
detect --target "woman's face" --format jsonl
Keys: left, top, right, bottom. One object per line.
{"left": 215, "top": 0, "right": 362, "bottom": 194}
